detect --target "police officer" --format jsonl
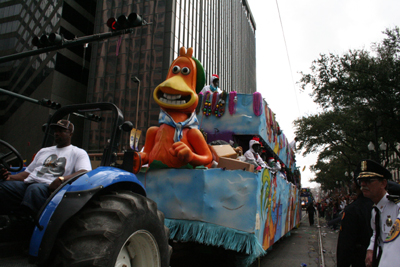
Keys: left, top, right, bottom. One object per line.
{"left": 336, "top": 182, "right": 373, "bottom": 267}
{"left": 354, "top": 159, "right": 400, "bottom": 267}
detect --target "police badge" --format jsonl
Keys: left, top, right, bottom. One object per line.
{"left": 386, "top": 215, "right": 393, "bottom": 227}
{"left": 361, "top": 160, "right": 367, "bottom": 171}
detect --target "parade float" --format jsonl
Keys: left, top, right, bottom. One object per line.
{"left": 134, "top": 47, "right": 302, "bottom": 266}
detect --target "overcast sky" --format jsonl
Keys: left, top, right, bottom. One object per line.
{"left": 246, "top": 0, "right": 400, "bottom": 188}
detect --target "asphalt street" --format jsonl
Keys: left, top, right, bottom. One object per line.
{"left": 251, "top": 213, "right": 339, "bottom": 267}
{"left": 169, "top": 212, "right": 339, "bottom": 267}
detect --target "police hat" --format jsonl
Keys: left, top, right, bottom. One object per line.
{"left": 354, "top": 159, "right": 391, "bottom": 182}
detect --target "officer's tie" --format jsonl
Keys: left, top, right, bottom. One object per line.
{"left": 372, "top": 206, "right": 380, "bottom": 267}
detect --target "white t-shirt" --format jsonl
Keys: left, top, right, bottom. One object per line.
{"left": 243, "top": 150, "right": 267, "bottom": 168}
{"left": 24, "top": 145, "right": 92, "bottom": 185}
{"left": 200, "top": 85, "right": 222, "bottom": 95}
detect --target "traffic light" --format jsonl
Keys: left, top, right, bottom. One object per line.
{"left": 32, "top": 33, "right": 63, "bottom": 48}
{"left": 40, "top": 98, "right": 61, "bottom": 109}
{"left": 107, "top": 13, "right": 143, "bottom": 31}
{"left": 87, "top": 113, "right": 102, "bottom": 122}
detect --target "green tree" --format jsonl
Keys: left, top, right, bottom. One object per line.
{"left": 295, "top": 27, "right": 400, "bottom": 189}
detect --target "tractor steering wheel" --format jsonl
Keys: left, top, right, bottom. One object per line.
{"left": 0, "top": 140, "right": 23, "bottom": 172}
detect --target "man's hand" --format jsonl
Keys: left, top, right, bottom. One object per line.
{"left": 365, "top": 249, "right": 373, "bottom": 267}
{"left": 49, "top": 177, "right": 62, "bottom": 192}
{"left": 0, "top": 168, "right": 10, "bottom": 181}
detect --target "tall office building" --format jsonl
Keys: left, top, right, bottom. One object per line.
{"left": 0, "top": 0, "right": 256, "bottom": 160}
{"left": 0, "top": 0, "right": 96, "bottom": 158}
{"left": 85, "top": 0, "right": 256, "bottom": 152}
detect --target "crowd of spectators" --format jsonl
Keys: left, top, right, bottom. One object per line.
{"left": 315, "top": 192, "right": 355, "bottom": 230}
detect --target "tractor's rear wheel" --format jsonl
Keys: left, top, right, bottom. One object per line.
{"left": 51, "top": 191, "right": 172, "bottom": 267}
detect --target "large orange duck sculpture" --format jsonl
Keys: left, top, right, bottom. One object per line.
{"left": 133, "top": 47, "right": 213, "bottom": 173}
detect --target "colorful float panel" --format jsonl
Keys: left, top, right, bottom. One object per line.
{"left": 137, "top": 167, "right": 300, "bottom": 266}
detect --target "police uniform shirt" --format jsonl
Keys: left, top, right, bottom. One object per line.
{"left": 368, "top": 193, "right": 400, "bottom": 251}
{"left": 378, "top": 207, "right": 400, "bottom": 267}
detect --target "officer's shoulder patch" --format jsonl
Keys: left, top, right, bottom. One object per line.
{"left": 339, "top": 212, "right": 346, "bottom": 232}
{"left": 384, "top": 218, "right": 400, "bottom": 243}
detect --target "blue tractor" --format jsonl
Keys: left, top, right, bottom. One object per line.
{"left": 0, "top": 102, "right": 171, "bottom": 267}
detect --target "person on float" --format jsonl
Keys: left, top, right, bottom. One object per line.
{"left": 244, "top": 138, "right": 268, "bottom": 171}
{"left": 267, "top": 157, "right": 281, "bottom": 173}
{"left": 200, "top": 74, "right": 222, "bottom": 95}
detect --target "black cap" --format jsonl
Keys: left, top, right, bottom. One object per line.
{"left": 354, "top": 159, "right": 391, "bottom": 181}
{"left": 50, "top": 119, "right": 74, "bottom": 133}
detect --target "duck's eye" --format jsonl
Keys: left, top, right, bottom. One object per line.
{"left": 181, "top": 67, "right": 190, "bottom": 75}
{"left": 172, "top": 66, "right": 181, "bottom": 74}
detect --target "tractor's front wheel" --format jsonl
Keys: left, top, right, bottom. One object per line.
{"left": 51, "top": 191, "right": 172, "bottom": 267}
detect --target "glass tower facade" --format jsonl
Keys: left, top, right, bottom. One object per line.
{"left": 0, "top": 0, "right": 61, "bottom": 124}
{"left": 0, "top": 0, "right": 96, "bottom": 158}
{"left": 85, "top": 0, "right": 256, "bottom": 152}
{"left": 173, "top": 0, "right": 256, "bottom": 93}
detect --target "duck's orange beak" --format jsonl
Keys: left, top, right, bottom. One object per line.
{"left": 153, "top": 47, "right": 198, "bottom": 113}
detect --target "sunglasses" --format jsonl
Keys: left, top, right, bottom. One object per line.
{"left": 356, "top": 178, "right": 379, "bottom": 184}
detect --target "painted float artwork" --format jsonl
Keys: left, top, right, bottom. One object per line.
{"left": 198, "top": 92, "right": 296, "bottom": 171}
{"left": 137, "top": 93, "right": 301, "bottom": 266}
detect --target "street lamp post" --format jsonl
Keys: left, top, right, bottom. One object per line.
{"left": 344, "top": 171, "right": 349, "bottom": 192}
{"left": 368, "top": 141, "right": 376, "bottom": 160}
{"left": 133, "top": 76, "right": 140, "bottom": 151}
{"left": 379, "top": 141, "right": 387, "bottom": 165}
{"left": 367, "top": 139, "right": 389, "bottom": 165}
